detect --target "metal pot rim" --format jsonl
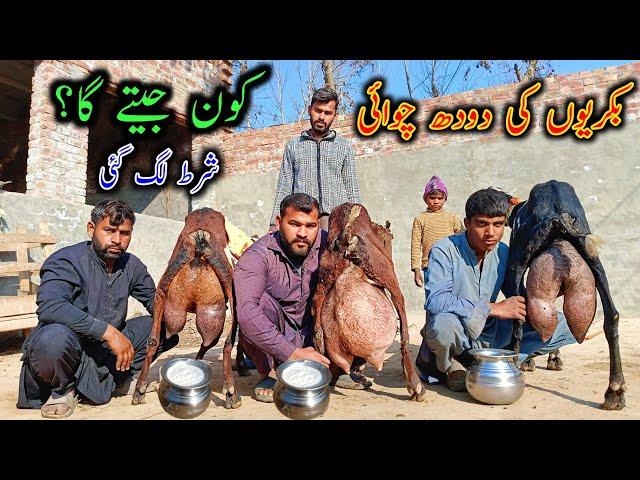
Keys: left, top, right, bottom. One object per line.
{"left": 276, "top": 359, "right": 332, "bottom": 391}
{"left": 159, "top": 358, "right": 212, "bottom": 390}
{"left": 469, "top": 348, "right": 519, "bottom": 360}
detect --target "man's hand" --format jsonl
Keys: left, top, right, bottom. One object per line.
{"left": 413, "top": 270, "right": 424, "bottom": 288}
{"left": 102, "top": 324, "right": 135, "bottom": 371}
{"left": 287, "top": 347, "right": 330, "bottom": 369}
{"left": 489, "top": 296, "right": 527, "bottom": 321}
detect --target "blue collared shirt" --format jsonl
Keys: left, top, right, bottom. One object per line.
{"left": 424, "top": 232, "right": 508, "bottom": 340}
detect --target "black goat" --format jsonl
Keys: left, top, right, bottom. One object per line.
{"left": 503, "top": 180, "right": 625, "bottom": 410}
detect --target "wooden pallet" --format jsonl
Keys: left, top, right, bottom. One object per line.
{"left": 0, "top": 223, "right": 56, "bottom": 334}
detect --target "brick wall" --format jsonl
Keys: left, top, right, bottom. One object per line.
{"left": 217, "top": 62, "right": 640, "bottom": 176}
{"left": 25, "top": 60, "right": 232, "bottom": 204}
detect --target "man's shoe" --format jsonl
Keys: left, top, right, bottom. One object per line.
{"left": 446, "top": 369, "right": 468, "bottom": 392}
{"left": 446, "top": 358, "right": 468, "bottom": 392}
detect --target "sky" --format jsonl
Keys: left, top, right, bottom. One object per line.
{"left": 241, "top": 60, "right": 636, "bottom": 130}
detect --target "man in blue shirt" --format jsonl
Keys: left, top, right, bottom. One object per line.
{"left": 16, "top": 199, "right": 178, "bottom": 418}
{"left": 415, "top": 188, "right": 575, "bottom": 392}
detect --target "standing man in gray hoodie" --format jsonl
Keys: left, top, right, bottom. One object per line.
{"left": 269, "top": 87, "right": 361, "bottom": 232}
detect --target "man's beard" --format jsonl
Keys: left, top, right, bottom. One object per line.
{"left": 279, "top": 231, "right": 311, "bottom": 262}
{"left": 92, "top": 238, "right": 122, "bottom": 261}
{"left": 312, "top": 119, "right": 332, "bottom": 136}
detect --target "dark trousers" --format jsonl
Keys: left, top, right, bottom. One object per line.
{"left": 17, "top": 316, "right": 178, "bottom": 408}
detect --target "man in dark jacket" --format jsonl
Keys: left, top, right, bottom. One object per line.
{"left": 16, "top": 199, "right": 178, "bottom": 418}
{"left": 235, "top": 193, "right": 330, "bottom": 402}
{"left": 269, "top": 87, "right": 361, "bottom": 232}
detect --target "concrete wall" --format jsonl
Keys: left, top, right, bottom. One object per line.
{"left": 193, "top": 122, "right": 640, "bottom": 317}
{"left": 0, "top": 191, "right": 184, "bottom": 315}
{"left": 3, "top": 124, "right": 639, "bottom": 316}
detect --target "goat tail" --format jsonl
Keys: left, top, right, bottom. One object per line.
{"left": 585, "top": 234, "right": 604, "bottom": 257}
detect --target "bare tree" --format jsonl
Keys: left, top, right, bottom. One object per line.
{"left": 477, "top": 60, "right": 555, "bottom": 84}
{"left": 268, "top": 61, "right": 288, "bottom": 125}
{"left": 402, "top": 60, "right": 555, "bottom": 101}
{"left": 235, "top": 59, "right": 557, "bottom": 130}
{"left": 229, "top": 60, "right": 380, "bottom": 128}
{"left": 408, "top": 60, "right": 473, "bottom": 98}
{"left": 294, "top": 60, "right": 321, "bottom": 122}
{"left": 292, "top": 60, "right": 377, "bottom": 120}
{"left": 319, "top": 60, "right": 378, "bottom": 113}
{"left": 231, "top": 60, "right": 273, "bottom": 129}
{"left": 322, "top": 60, "right": 336, "bottom": 91}
{"left": 235, "top": 60, "right": 251, "bottom": 129}
{"left": 403, "top": 60, "right": 414, "bottom": 101}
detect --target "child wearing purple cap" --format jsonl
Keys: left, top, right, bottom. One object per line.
{"left": 411, "top": 175, "right": 463, "bottom": 288}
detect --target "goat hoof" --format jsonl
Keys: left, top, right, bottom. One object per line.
{"left": 601, "top": 388, "right": 625, "bottom": 410}
{"left": 520, "top": 357, "right": 536, "bottom": 372}
{"left": 131, "top": 389, "right": 146, "bottom": 405}
{"left": 225, "top": 391, "right": 242, "bottom": 409}
{"left": 409, "top": 382, "right": 428, "bottom": 402}
{"left": 546, "top": 356, "right": 563, "bottom": 371}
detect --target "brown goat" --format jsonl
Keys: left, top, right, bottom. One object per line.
{"left": 132, "top": 208, "right": 242, "bottom": 409}
{"left": 313, "top": 203, "right": 426, "bottom": 402}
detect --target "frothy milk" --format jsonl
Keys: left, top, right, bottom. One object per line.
{"left": 165, "top": 362, "right": 206, "bottom": 388}
{"left": 282, "top": 364, "right": 323, "bottom": 388}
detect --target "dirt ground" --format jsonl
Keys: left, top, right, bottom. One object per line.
{"left": 0, "top": 312, "right": 637, "bottom": 420}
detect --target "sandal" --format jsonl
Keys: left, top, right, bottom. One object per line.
{"left": 41, "top": 389, "right": 79, "bottom": 419}
{"left": 254, "top": 376, "right": 276, "bottom": 403}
